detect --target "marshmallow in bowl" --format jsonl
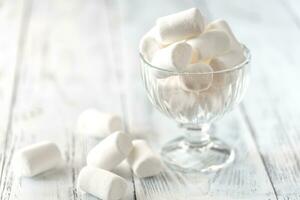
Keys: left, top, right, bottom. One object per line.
{"left": 127, "top": 140, "right": 163, "bottom": 178}
{"left": 158, "top": 76, "right": 197, "bottom": 114}
{"left": 87, "top": 131, "right": 133, "bottom": 170}
{"left": 76, "top": 108, "right": 122, "bottom": 138}
{"left": 180, "top": 62, "right": 213, "bottom": 91}
{"left": 210, "top": 48, "right": 246, "bottom": 87}
{"left": 210, "top": 47, "right": 246, "bottom": 70}
{"left": 139, "top": 26, "right": 162, "bottom": 61}
{"left": 151, "top": 41, "right": 192, "bottom": 73}
{"left": 156, "top": 8, "right": 205, "bottom": 45}
{"left": 78, "top": 166, "right": 128, "bottom": 200}
{"left": 13, "top": 141, "right": 63, "bottom": 177}
{"left": 206, "top": 19, "right": 241, "bottom": 50}
{"left": 186, "top": 30, "right": 231, "bottom": 61}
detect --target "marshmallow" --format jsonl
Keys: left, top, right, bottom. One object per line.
{"left": 78, "top": 166, "right": 127, "bottom": 200}
{"left": 151, "top": 42, "right": 192, "bottom": 73}
{"left": 76, "top": 108, "right": 122, "bottom": 138}
{"left": 13, "top": 141, "right": 63, "bottom": 177}
{"left": 186, "top": 30, "right": 231, "bottom": 60}
{"left": 196, "top": 87, "right": 228, "bottom": 118}
{"left": 87, "top": 131, "right": 133, "bottom": 170}
{"left": 127, "top": 140, "right": 163, "bottom": 178}
{"left": 158, "top": 76, "right": 197, "bottom": 114}
{"left": 210, "top": 48, "right": 246, "bottom": 70}
{"left": 112, "top": 161, "right": 132, "bottom": 179}
{"left": 206, "top": 19, "right": 241, "bottom": 49}
{"left": 180, "top": 62, "right": 213, "bottom": 91}
{"left": 210, "top": 48, "right": 246, "bottom": 87}
{"left": 156, "top": 8, "right": 205, "bottom": 45}
{"left": 139, "top": 26, "right": 162, "bottom": 61}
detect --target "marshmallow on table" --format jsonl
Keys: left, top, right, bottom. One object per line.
{"left": 78, "top": 166, "right": 127, "bottom": 200}
{"left": 112, "top": 160, "right": 132, "bottom": 179}
{"left": 76, "top": 108, "right": 122, "bottom": 138}
{"left": 206, "top": 19, "right": 241, "bottom": 50}
{"left": 156, "top": 8, "right": 205, "bottom": 45}
{"left": 186, "top": 30, "right": 231, "bottom": 61}
{"left": 13, "top": 141, "right": 63, "bottom": 177}
{"left": 151, "top": 42, "right": 192, "bottom": 76}
{"left": 139, "top": 26, "right": 162, "bottom": 61}
{"left": 87, "top": 131, "right": 133, "bottom": 170}
{"left": 158, "top": 76, "right": 197, "bottom": 114}
{"left": 127, "top": 140, "right": 163, "bottom": 178}
{"left": 180, "top": 62, "right": 213, "bottom": 92}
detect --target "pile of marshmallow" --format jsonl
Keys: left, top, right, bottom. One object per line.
{"left": 140, "top": 8, "right": 246, "bottom": 92}
{"left": 13, "top": 109, "right": 163, "bottom": 200}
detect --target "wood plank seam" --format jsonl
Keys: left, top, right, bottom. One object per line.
{"left": 240, "top": 103, "right": 279, "bottom": 200}
{"left": 0, "top": 1, "right": 33, "bottom": 199}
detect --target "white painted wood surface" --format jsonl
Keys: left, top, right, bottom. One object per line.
{"left": 0, "top": 0, "right": 299, "bottom": 199}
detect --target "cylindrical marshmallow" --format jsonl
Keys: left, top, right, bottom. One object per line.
{"left": 139, "top": 26, "right": 162, "bottom": 62}
{"left": 210, "top": 48, "right": 246, "bottom": 70}
{"left": 180, "top": 62, "right": 213, "bottom": 91}
{"left": 186, "top": 30, "right": 231, "bottom": 60}
{"left": 209, "top": 48, "right": 246, "bottom": 87}
{"left": 78, "top": 166, "right": 127, "bottom": 200}
{"left": 206, "top": 19, "right": 241, "bottom": 50}
{"left": 13, "top": 141, "right": 63, "bottom": 177}
{"left": 158, "top": 76, "right": 197, "bottom": 114}
{"left": 76, "top": 108, "right": 122, "bottom": 138}
{"left": 87, "top": 131, "right": 133, "bottom": 170}
{"left": 156, "top": 8, "right": 205, "bottom": 45}
{"left": 151, "top": 42, "right": 192, "bottom": 72}
{"left": 127, "top": 140, "right": 163, "bottom": 178}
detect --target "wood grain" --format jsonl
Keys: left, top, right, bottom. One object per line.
{"left": 0, "top": 1, "right": 32, "bottom": 199}
{"left": 0, "top": 0, "right": 134, "bottom": 199}
{"left": 0, "top": 0, "right": 300, "bottom": 199}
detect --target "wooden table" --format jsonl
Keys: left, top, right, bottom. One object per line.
{"left": 0, "top": 0, "right": 300, "bottom": 199}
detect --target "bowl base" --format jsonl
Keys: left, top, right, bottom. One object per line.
{"left": 161, "top": 136, "right": 235, "bottom": 173}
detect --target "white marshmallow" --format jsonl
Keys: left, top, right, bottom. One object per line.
{"left": 76, "top": 108, "right": 122, "bottom": 138}
{"left": 186, "top": 30, "right": 231, "bottom": 60}
{"left": 87, "top": 131, "right": 133, "bottom": 170}
{"left": 180, "top": 62, "right": 213, "bottom": 91}
{"left": 139, "top": 26, "right": 162, "bottom": 61}
{"left": 112, "top": 161, "right": 132, "bottom": 179}
{"left": 13, "top": 141, "right": 63, "bottom": 177}
{"left": 156, "top": 8, "right": 205, "bottom": 45}
{"left": 158, "top": 76, "right": 197, "bottom": 114}
{"left": 210, "top": 48, "right": 246, "bottom": 70}
{"left": 196, "top": 87, "right": 228, "bottom": 117}
{"left": 151, "top": 42, "right": 192, "bottom": 73}
{"left": 78, "top": 166, "right": 127, "bottom": 200}
{"left": 206, "top": 19, "right": 241, "bottom": 49}
{"left": 210, "top": 48, "right": 246, "bottom": 87}
{"left": 127, "top": 140, "right": 163, "bottom": 178}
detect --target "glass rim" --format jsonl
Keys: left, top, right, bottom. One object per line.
{"left": 139, "top": 44, "right": 251, "bottom": 75}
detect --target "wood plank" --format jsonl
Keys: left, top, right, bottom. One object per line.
{"left": 117, "top": 0, "right": 277, "bottom": 199}
{"left": 0, "top": 0, "right": 134, "bottom": 199}
{"left": 204, "top": 0, "right": 300, "bottom": 199}
{"left": 0, "top": 1, "right": 32, "bottom": 199}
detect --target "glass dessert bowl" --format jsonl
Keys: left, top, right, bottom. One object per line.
{"left": 140, "top": 46, "right": 251, "bottom": 173}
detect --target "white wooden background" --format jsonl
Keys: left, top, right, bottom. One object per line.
{"left": 0, "top": 0, "right": 300, "bottom": 199}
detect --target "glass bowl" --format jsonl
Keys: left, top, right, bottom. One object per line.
{"left": 140, "top": 45, "right": 250, "bottom": 173}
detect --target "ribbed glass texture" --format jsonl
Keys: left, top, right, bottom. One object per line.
{"left": 140, "top": 47, "right": 250, "bottom": 127}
